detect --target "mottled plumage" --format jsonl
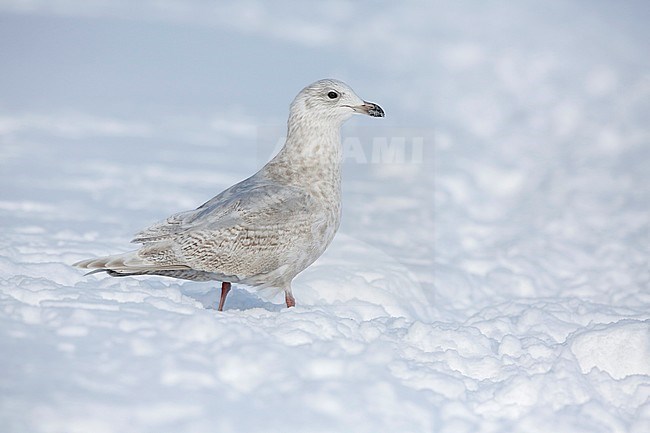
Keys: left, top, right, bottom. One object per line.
{"left": 74, "top": 79, "right": 384, "bottom": 309}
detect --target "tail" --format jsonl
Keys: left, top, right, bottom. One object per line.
{"left": 73, "top": 251, "right": 189, "bottom": 277}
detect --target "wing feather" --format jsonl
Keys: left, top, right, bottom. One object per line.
{"left": 131, "top": 175, "right": 314, "bottom": 245}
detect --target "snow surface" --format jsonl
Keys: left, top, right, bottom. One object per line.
{"left": 1, "top": 1, "right": 649, "bottom": 432}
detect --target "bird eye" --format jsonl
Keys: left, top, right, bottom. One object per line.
{"left": 327, "top": 91, "right": 339, "bottom": 99}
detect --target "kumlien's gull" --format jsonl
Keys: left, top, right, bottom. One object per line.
{"left": 74, "top": 79, "right": 384, "bottom": 310}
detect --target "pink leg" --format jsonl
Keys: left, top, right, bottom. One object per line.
{"left": 218, "top": 282, "right": 231, "bottom": 311}
{"left": 285, "top": 291, "right": 295, "bottom": 308}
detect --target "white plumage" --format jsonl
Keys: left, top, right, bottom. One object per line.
{"left": 75, "top": 79, "right": 384, "bottom": 309}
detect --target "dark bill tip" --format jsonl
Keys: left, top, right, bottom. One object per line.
{"left": 363, "top": 101, "right": 385, "bottom": 118}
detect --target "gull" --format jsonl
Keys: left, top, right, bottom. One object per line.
{"left": 74, "top": 79, "right": 384, "bottom": 310}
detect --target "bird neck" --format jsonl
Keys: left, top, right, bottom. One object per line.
{"left": 265, "top": 117, "right": 343, "bottom": 193}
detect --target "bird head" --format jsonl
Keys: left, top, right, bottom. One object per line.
{"left": 289, "top": 79, "right": 385, "bottom": 126}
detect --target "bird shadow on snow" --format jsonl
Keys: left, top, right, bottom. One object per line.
{"left": 178, "top": 282, "right": 285, "bottom": 312}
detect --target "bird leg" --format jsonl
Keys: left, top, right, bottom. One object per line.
{"left": 218, "top": 282, "right": 231, "bottom": 311}
{"left": 285, "top": 290, "right": 295, "bottom": 308}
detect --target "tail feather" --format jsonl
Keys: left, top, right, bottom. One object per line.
{"left": 74, "top": 251, "right": 234, "bottom": 282}
{"left": 73, "top": 251, "right": 190, "bottom": 274}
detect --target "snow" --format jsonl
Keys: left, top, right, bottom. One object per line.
{"left": 1, "top": 1, "right": 649, "bottom": 432}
